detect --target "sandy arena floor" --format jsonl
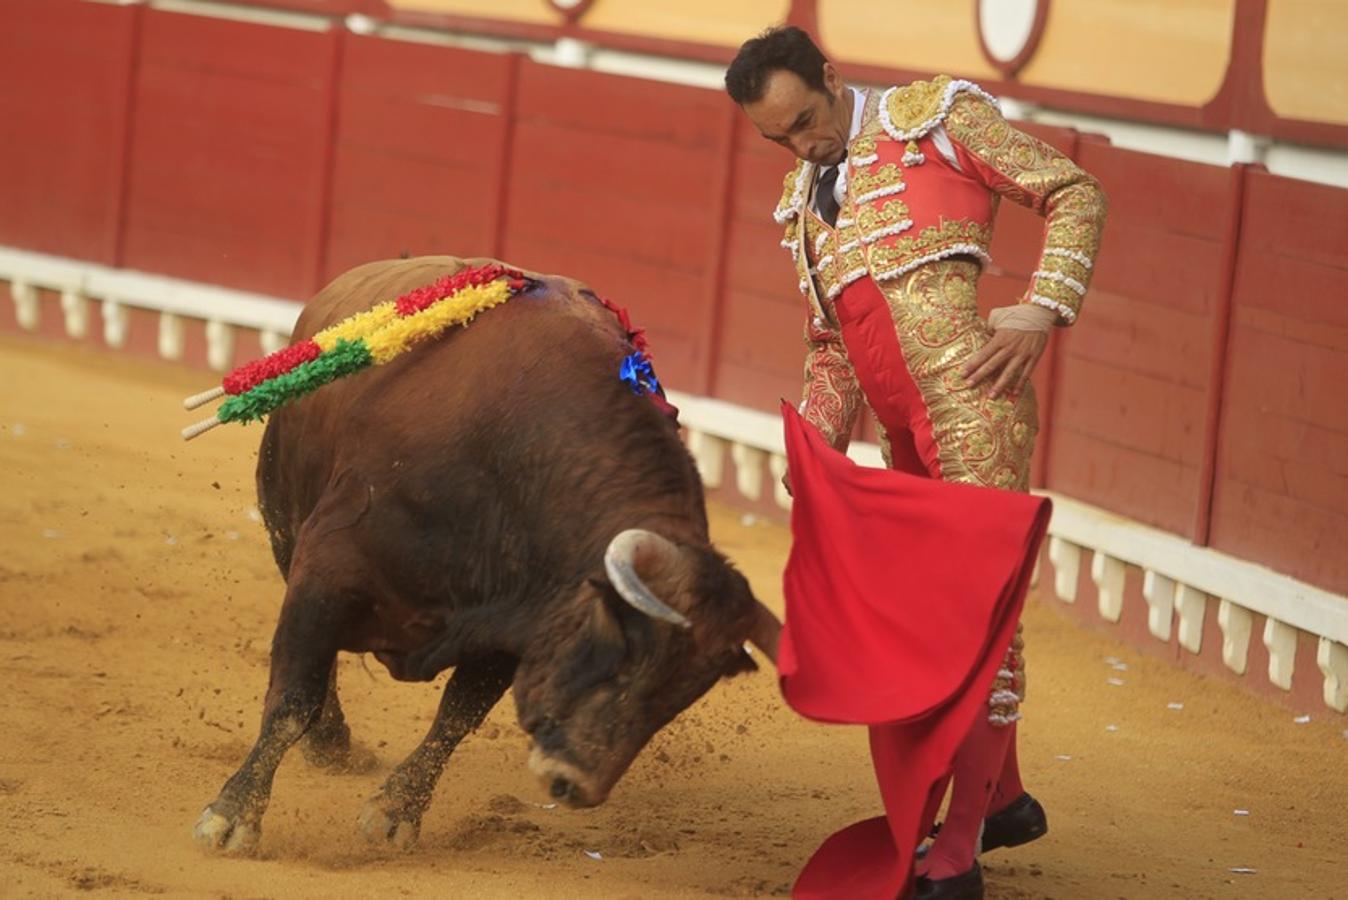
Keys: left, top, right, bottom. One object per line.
{"left": 0, "top": 334, "right": 1344, "bottom": 899}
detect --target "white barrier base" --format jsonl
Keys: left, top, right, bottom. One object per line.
{"left": 2, "top": 244, "right": 1344, "bottom": 714}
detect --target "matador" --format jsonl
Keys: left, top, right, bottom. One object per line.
{"left": 727, "top": 26, "right": 1107, "bottom": 900}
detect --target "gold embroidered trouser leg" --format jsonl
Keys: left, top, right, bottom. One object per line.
{"left": 834, "top": 259, "right": 1038, "bottom": 724}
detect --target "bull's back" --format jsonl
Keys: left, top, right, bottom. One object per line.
{"left": 256, "top": 256, "right": 655, "bottom": 575}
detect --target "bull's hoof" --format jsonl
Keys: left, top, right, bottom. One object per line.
{"left": 357, "top": 795, "right": 420, "bottom": 850}
{"left": 193, "top": 805, "right": 260, "bottom": 854}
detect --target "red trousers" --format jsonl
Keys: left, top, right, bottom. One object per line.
{"left": 832, "top": 270, "right": 944, "bottom": 479}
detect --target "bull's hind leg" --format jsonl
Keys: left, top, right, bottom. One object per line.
{"left": 358, "top": 654, "right": 514, "bottom": 849}
{"left": 299, "top": 665, "right": 378, "bottom": 773}
{"left": 193, "top": 567, "right": 363, "bottom": 854}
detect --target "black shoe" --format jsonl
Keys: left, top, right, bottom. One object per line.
{"left": 979, "top": 792, "right": 1047, "bottom": 852}
{"left": 915, "top": 862, "right": 983, "bottom": 899}
{"left": 922, "top": 792, "right": 1048, "bottom": 856}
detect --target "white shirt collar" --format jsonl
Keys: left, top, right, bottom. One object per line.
{"left": 846, "top": 86, "right": 865, "bottom": 144}
{"left": 811, "top": 87, "right": 866, "bottom": 217}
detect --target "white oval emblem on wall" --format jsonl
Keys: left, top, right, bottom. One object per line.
{"left": 548, "top": 0, "right": 595, "bottom": 20}
{"left": 977, "top": 0, "right": 1050, "bottom": 78}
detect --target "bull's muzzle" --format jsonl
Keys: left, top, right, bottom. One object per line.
{"left": 527, "top": 745, "right": 607, "bottom": 808}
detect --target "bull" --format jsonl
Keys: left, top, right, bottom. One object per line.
{"left": 192, "top": 256, "right": 782, "bottom": 853}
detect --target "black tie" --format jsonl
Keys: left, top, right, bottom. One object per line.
{"left": 816, "top": 164, "right": 841, "bottom": 227}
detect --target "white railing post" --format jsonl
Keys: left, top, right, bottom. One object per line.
{"left": 731, "top": 443, "right": 767, "bottom": 502}
{"left": 1174, "top": 584, "right": 1208, "bottom": 654}
{"left": 1317, "top": 638, "right": 1348, "bottom": 712}
{"left": 158, "top": 311, "right": 185, "bottom": 361}
{"left": 12, "top": 280, "right": 38, "bottom": 331}
{"left": 1142, "top": 570, "right": 1176, "bottom": 641}
{"left": 60, "top": 288, "right": 89, "bottom": 339}
{"left": 259, "top": 329, "right": 289, "bottom": 355}
{"left": 1048, "top": 537, "right": 1080, "bottom": 603}
{"left": 1263, "top": 617, "right": 1298, "bottom": 691}
{"left": 1091, "top": 552, "right": 1126, "bottom": 623}
{"left": 1218, "top": 600, "right": 1254, "bottom": 675}
{"left": 205, "top": 319, "right": 234, "bottom": 372}
{"left": 102, "top": 297, "right": 129, "bottom": 348}
{"left": 686, "top": 429, "right": 726, "bottom": 489}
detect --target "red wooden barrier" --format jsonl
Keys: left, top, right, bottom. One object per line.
{"left": 322, "top": 35, "right": 516, "bottom": 283}
{"left": 0, "top": 0, "right": 138, "bottom": 264}
{"left": 234, "top": 0, "right": 366, "bottom": 13}
{"left": 1208, "top": 170, "right": 1348, "bottom": 594}
{"left": 120, "top": 9, "right": 338, "bottom": 298}
{"left": 2, "top": 11, "right": 1348, "bottom": 599}
{"left": 1044, "top": 142, "right": 1239, "bottom": 538}
{"left": 713, "top": 116, "right": 811, "bottom": 414}
{"left": 499, "top": 60, "right": 733, "bottom": 394}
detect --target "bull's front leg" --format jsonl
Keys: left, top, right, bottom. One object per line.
{"left": 193, "top": 575, "right": 360, "bottom": 854}
{"left": 358, "top": 654, "right": 514, "bottom": 848}
{"left": 299, "top": 665, "right": 377, "bottom": 773}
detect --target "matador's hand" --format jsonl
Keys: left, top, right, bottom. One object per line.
{"left": 962, "top": 304, "right": 1057, "bottom": 399}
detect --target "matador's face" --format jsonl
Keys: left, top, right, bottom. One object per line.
{"left": 741, "top": 64, "right": 852, "bottom": 167}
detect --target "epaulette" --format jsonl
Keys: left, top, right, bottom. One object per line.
{"left": 772, "top": 159, "right": 811, "bottom": 224}
{"left": 879, "top": 75, "right": 1001, "bottom": 142}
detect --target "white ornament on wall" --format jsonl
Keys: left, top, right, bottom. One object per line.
{"left": 976, "top": 0, "right": 1050, "bottom": 77}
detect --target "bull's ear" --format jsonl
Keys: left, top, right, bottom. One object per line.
{"left": 552, "top": 591, "right": 628, "bottom": 692}
{"left": 587, "top": 589, "right": 627, "bottom": 653}
{"left": 590, "top": 576, "right": 658, "bottom": 648}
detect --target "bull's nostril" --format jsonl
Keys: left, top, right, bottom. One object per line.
{"left": 550, "top": 778, "right": 571, "bottom": 799}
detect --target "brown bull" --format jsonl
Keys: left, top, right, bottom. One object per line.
{"left": 193, "top": 256, "right": 782, "bottom": 853}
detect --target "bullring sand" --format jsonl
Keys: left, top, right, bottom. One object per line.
{"left": 0, "top": 335, "right": 1343, "bottom": 899}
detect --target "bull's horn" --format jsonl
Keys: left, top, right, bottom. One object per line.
{"left": 747, "top": 600, "right": 782, "bottom": 666}
{"left": 604, "top": 530, "right": 692, "bottom": 629}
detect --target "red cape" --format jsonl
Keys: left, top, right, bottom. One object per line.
{"left": 777, "top": 404, "right": 1051, "bottom": 899}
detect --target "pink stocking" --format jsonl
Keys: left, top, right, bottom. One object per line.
{"left": 989, "top": 721, "right": 1024, "bottom": 815}
{"left": 921, "top": 714, "right": 1013, "bottom": 880}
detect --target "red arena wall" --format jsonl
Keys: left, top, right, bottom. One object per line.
{"left": 0, "top": 1, "right": 138, "bottom": 264}
{"left": 119, "top": 10, "right": 339, "bottom": 298}
{"left": 323, "top": 35, "right": 517, "bottom": 281}
{"left": 1, "top": 1, "right": 1346, "bottom": 599}
{"left": 1045, "top": 143, "right": 1243, "bottom": 542}
{"left": 1209, "top": 171, "right": 1348, "bottom": 594}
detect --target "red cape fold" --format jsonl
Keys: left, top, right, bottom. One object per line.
{"left": 777, "top": 403, "right": 1050, "bottom": 899}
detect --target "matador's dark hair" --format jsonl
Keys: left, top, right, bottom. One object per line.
{"left": 724, "top": 26, "right": 829, "bottom": 105}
